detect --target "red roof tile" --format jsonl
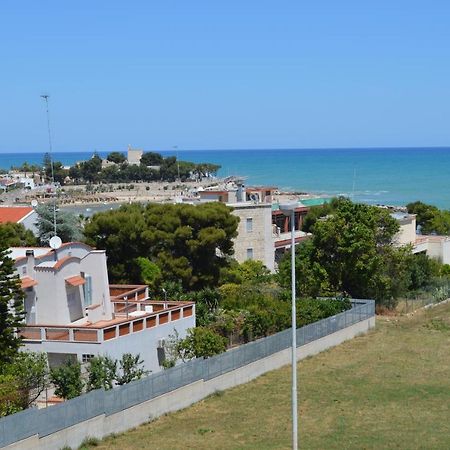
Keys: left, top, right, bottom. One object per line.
{"left": 66, "top": 275, "right": 86, "bottom": 287}
{"left": 0, "top": 207, "right": 34, "bottom": 224}
{"left": 21, "top": 277, "right": 38, "bottom": 289}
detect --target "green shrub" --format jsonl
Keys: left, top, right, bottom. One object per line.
{"left": 178, "top": 327, "right": 227, "bottom": 360}
{"left": 50, "top": 359, "right": 83, "bottom": 400}
{"left": 86, "top": 356, "right": 117, "bottom": 391}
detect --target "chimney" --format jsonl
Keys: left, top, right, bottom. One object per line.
{"left": 237, "top": 183, "right": 245, "bottom": 203}
{"left": 26, "top": 249, "right": 35, "bottom": 276}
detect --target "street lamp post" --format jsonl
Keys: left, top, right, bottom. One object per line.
{"left": 279, "top": 203, "right": 298, "bottom": 449}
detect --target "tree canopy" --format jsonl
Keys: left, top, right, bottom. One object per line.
{"left": 140, "top": 151, "right": 163, "bottom": 166}
{"left": 0, "top": 244, "right": 25, "bottom": 364}
{"left": 301, "top": 197, "right": 345, "bottom": 233}
{"left": 278, "top": 199, "right": 418, "bottom": 307}
{"left": 106, "top": 152, "right": 126, "bottom": 164}
{"left": 69, "top": 154, "right": 103, "bottom": 183}
{"left": 35, "top": 204, "right": 83, "bottom": 244}
{"left": 0, "top": 223, "right": 37, "bottom": 247}
{"left": 84, "top": 202, "right": 239, "bottom": 289}
{"left": 21, "top": 151, "right": 220, "bottom": 185}
{"left": 406, "top": 201, "right": 450, "bottom": 235}
{"left": 42, "top": 153, "right": 67, "bottom": 184}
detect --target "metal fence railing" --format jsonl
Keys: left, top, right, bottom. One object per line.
{"left": 0, "top": 299, "right": 375, "bottom": 448}
{"left": 396, "top": 279, "right": 450, "bottom": 314}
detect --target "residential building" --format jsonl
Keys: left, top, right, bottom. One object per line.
{"left": 392, "top": 212, "right": 450, "bottom": 264}
{"left": 0, "top": 206, "right": 38, "bottom": 235}
{"left": 272, "top": 203, "right": 310, "bottom": 265}
{"left": 197, "top": 181, "right": 311, "bottom": 270}
{"left": 127, "top": 146, "right": 143, "bottom": 165}
{"left": 230, "top": 202, "right": 275, "bottom": 271}
{"left": 0, "top": 178, "right": 18, "bottom": 191}
{"left": 13, "top": 242, "right": 195, "bottom": 372}
{"left": 392, "top": 212, "right": 417, "bottom": 246}
{"left": 101, "top": 158, "right": 116, "bottom": 169}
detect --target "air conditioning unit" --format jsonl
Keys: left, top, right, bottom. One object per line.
{"left": 157, "top": 338, "right": 166, "bottom": 348}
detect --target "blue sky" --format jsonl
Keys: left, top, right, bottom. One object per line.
{"left": 1, "top": 1, "right": 450, "bottom": 152}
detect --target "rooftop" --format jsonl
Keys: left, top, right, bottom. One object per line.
{"left": 0, "top": 206, "right": 34, "bottom": 224}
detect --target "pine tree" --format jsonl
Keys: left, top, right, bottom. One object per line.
{"left": 0, "top": 245, "right": 25, "bottom": 364}
{"left": 35, "top": 204, "right": 83, "bottom": 244}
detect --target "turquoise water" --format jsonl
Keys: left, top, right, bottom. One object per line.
{"left": 1, "top": 148, "right": 449, "bottom": 208}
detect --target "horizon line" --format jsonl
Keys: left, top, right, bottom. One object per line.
{"left": 1, "top": 145, "right": 450, "bottom": 154}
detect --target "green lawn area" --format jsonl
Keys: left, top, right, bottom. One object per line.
{"left": 85, "top": 303, "right": 450, "bottom": 450}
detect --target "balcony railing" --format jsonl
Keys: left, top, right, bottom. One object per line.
{"left": 109, "top": 284, "right": 149, "bottom": 302}
{"left": 19, "top": 302, "right": 195, "bottom": 344}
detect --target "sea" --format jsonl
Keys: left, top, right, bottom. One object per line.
{"left": 1, "top": 147, "right": 449, "bottom": 209}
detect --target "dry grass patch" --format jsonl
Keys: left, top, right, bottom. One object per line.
{"left": 87, "top": 303, "right": 450, "bottom": 449}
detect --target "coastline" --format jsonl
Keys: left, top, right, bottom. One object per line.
{"left": 3, "top": 148, "right": 450, "bottom": 208}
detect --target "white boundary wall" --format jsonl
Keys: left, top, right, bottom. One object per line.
{"left": 5, "top": 316, "right": 374, "bottom": 450}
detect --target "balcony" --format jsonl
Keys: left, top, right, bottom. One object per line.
{"left": 19, "top": 301, "right": 195, "bottom": 344}
{"left": 273, "top": 226, "right": 310, "bottom": 249}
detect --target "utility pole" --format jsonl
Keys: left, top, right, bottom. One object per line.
{"left": 40, "top": 94, "right": 57, "bottom": 236}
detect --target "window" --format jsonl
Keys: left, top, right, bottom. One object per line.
{"left": 246, "top": 217, "right": 253, "bottom": 232}
{"left": 82, "top": 354, "right": 94, "bottom": 363}
{"left": 83, "top": 274, "right": 93, "bottom": 307}
{"left": 22, "top": 267, "right": 27, "bottom": 275}
{"left": 246, "top": 248, "right": 254, "bottom": 260}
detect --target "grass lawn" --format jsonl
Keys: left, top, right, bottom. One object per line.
{"left": 84, "top": 303, "right": 450, "bottom": 450}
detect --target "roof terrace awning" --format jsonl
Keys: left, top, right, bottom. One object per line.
{"left": 21, "top": 277, "right": 38, "bottom": 289}
{"left": 65, "top": 275, "right": 86, "bottom": 287}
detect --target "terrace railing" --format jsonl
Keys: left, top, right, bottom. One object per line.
{"left": 19, "top": 303, "right": 195, "bottom": 344}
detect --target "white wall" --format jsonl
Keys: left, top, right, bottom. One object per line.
{"left": 19, "top": 210, "right": 38, "bottom": 235}
{"left": 23, "top": 315, "right": 196, "bottom": 373}
{"left": 80, "top": 250, "right": 113, "bottom": 319}
{"left": 393, "top": 215, "right": 416, "bottom": 246}
{"left": 15, "top": 245, "right": 113, "bottom": 325}
{"left": 443, "top": 240, "right": 450, "bottom": 265}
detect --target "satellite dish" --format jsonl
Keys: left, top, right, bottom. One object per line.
{"left": 49, "top": 235, "right": 62, "bottom": 249}
{"left": 31, "top": 200, "right": 38, "bottom": 208}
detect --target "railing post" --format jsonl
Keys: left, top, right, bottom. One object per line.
{"left": 40, "top": 327, "right": 46, "bottom": 341}
{"left": 68, "top": 328, "right": 74, "bottom": 342}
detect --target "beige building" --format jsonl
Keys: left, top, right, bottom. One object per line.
{"left": 392, "top": 211, "right": 450, "bottom": 264}
{"left": 392, "top": 212, "right": 417, "bottom": 246}
{"left": 127, "top": 146, "right": 143, "bottom": 165}
{"left": 229, "top": 202, "right": 275, "bottom": 272}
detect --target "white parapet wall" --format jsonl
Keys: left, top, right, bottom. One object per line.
{"left": 4, "top": 316, "right": 374, "bottom": 450}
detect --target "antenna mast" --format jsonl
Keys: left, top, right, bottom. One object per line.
{"left": 40, "top": 94, "right": 57, "bottom": 237}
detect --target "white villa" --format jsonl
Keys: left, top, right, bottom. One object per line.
{"left": 12, "top": 242, "right": 195, "bottom": 372}
{"left": 393, "top": 212, "right": 450, "bottom": 264}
